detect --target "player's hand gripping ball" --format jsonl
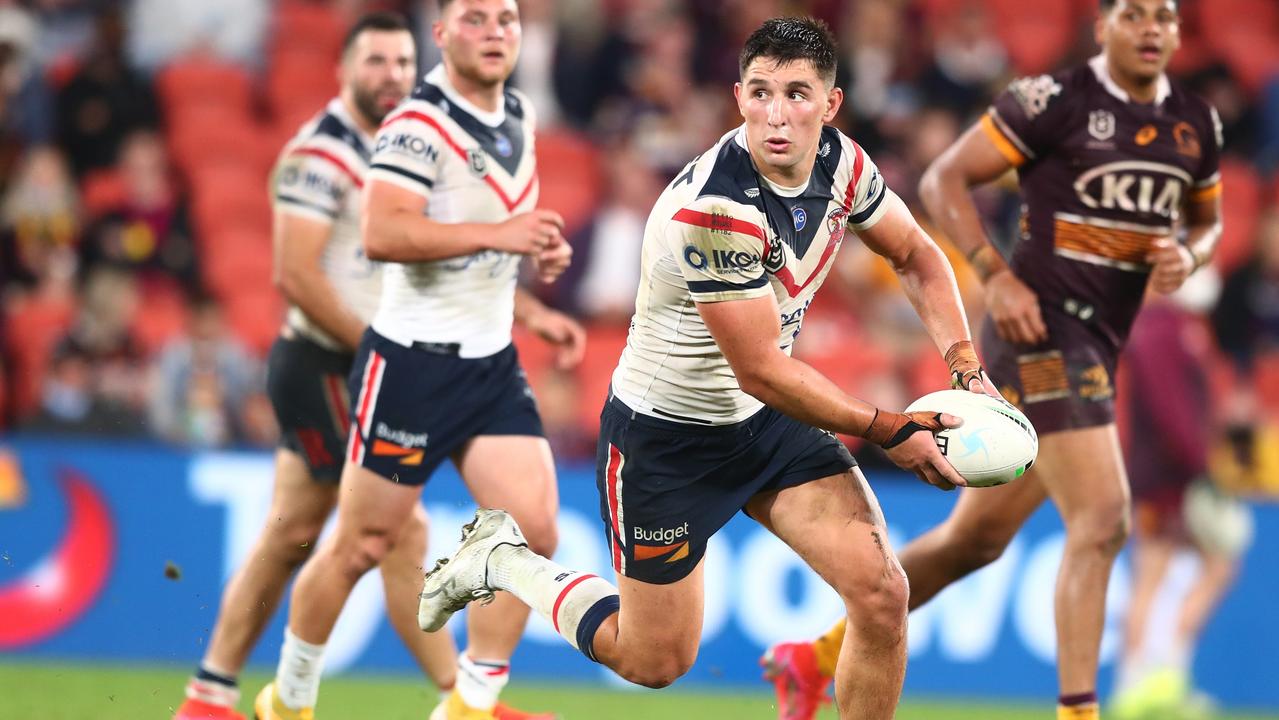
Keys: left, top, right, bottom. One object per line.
{"left": 905, "top": 390, "right": 1038, "bottom": 487}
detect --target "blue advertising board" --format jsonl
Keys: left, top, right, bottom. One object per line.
{"left": 1, "top": 437, "right": 1276, "bottom": 710}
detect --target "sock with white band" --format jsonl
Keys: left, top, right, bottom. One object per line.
{"left": 276, "top": 628, "right": 326, "bottom": 710}
{"left": 454, "top": 654, "right": 510, "bottom": 710}
{"left": 487, "top": 544, "right": 620, "bottom": 661}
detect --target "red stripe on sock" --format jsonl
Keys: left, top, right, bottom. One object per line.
{"left": 551, "top": 573, "right": 598, "bottom": 635}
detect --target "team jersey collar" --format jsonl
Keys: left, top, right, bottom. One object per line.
{"left": 733, "top": 126, "right": 810, "bottom": 197}
{"left": 1089, "top": 54, "right": 1171, "bottom": 106}
{"left": 325, "top": 97, "right": 376, "bottom": 149}
{"left": 425, "top": 64, "right": 506, "bottom": 127}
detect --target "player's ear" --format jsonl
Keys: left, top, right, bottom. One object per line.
{"left": 432, "top": 20, "right": 446, "bottom": 50}
{"left": 823, "top": 85, "right": 843, "bottom": 124}
{"left": 733, "top": 82, "right": 745, "bottom": 115}
{"left": 1094, "top": 12, "right": 1107, "bottom": 47}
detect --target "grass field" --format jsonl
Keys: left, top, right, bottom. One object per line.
{"left": 2, "top": 663, "right": 1277, "bottom": 720}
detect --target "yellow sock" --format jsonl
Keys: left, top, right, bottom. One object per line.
{"left": 812, "top": 617, "right": 846, "bottom": 678}
{"left": 1057, "top": 702, "right": 1100, "bottom": 720}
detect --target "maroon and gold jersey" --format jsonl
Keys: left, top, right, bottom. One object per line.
{"left": 983, "top": 55, "right": 1222, "bottom": 352}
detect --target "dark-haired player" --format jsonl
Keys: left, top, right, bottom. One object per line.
{"left": 417, "top": 16, "right": 990, "bottom": 720}
{"left": 762, "top": 2, "right": 1222, "bottom": 719}
{"left": 172, "top": 14, "right": 460, "bottom": 720}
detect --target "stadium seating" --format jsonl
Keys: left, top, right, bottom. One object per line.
{"left": 1213, "top": 158, "right": 1263, "bottom": 274}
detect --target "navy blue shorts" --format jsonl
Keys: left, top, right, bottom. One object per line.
{"left": 346, "top": 329, "right": 544, "bottom": 486}
{"left": 266, "top": 335, "right": 353, "bottom": 483}
{"left": 596, "top": 394, "right": 856, "bottom": 584}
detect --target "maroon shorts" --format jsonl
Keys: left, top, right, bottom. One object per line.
{"left": 980, "top": 312, "right": 1118, "bottom": 436}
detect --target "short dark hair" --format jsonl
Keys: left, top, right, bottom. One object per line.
{"left": 739, "top": 17, "right": 838, "bottom": 86}
{"left": 341, "top": 12, "right": 411, "bottom": 57}
{"left": 1099, "top": 0, "right": 1178, "bottom": 10}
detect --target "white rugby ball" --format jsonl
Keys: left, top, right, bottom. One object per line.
{"left": 904, "top": 389, "right": 1038, "bottom": 488}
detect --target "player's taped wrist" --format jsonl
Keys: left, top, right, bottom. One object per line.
{"left": 945, "top": 340, "right": 986, "bottom": 390}
{"left": 864, "top": 408, "right": 946, "bottom": 449}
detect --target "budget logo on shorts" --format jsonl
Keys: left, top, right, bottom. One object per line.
{"left": 632, "top": 522, "right": 691, "bottom": 563}
{"left": 372, "top": 422, "right": 430, "bottom": 465}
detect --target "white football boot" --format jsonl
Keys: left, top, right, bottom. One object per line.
{"left": 418, "top": 508, "right": 527, "bottom": 632}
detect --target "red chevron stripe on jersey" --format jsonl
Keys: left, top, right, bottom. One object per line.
{"left": 381, "top": 109, "right": 536, "bottom": 212}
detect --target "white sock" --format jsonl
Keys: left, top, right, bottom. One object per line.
{"left": 185, "top": 678, "right": 239, "bottom": 707}
{"left": 488, "top": 545, "right": 618, "bottom": 656}
{"left": 454, "top": 654, "right": 510, "bottom": 710}
{"left": 276, "top": 628, "right": 326, "bottom": 710}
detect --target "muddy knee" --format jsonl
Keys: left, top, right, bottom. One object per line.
{"left": 841, "top": 571, "right": 909, "bottom": 646}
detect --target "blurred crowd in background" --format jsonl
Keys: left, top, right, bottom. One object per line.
{"left": 1, "top": 0, "right": 1277, "bottom": 490}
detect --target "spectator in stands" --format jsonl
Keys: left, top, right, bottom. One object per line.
{"left": 21, "top": 337, "right": 137, "bottom": 436}
{"left": 1213, "top": 206, "right": 1279, "bottom": 371}
{"left": 918, "top": 0, "right": 1008, "bottom": 116}
{"left": 55, "top": 7, "right": 159, "bottom": 177}
{"left": 568, "top": 140, "right": 661, "bottom": 322}
{"left": 148, "top": 295, "right": 262, "bottom": 448}
{"left": 126, "top": 0, "right": 268, "bottom": 71}
{"left": 595, "top": 7, "right": 723, "bottom": 175}
{"left": 0, "top": 145, "right": 80, "bottom": 290}
{"left": 79, "top": 130, "right": 198, "bottom": 290}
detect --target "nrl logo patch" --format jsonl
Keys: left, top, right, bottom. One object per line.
{"left": 467, "top": 149, "right": 488, "bottom": 176}
{"left": 1088, "top": 110, "right": 1116, "bottom": 141}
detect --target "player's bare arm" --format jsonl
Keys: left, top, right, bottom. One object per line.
{"left": 513, "top": 287, "right": 586, "bottom": 369}
{"left": 1146, "top": 191, "right": 1222, "bottom": 294}
{"left": 857, "top": 193, "right": 994, "bottom": 395}
{"left": 361, "top": 177, "right": 564, "bottom": 262}
{"left": 920, "top": 122, "right": 1048, "bottom": 346}
{"left": 272, "top": 211, "right": 368, "bottom": 350}
{"left": 696, "top": 295, "right": 966, "bottom": 490}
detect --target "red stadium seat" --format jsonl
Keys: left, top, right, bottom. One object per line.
{"left": 129, "top": 280, "right": 191, "bottom": 355}
{"left": 4, "top": 291, "right": 77, "bottom": 417}
{"left": 536, "top": 128, "right": 603, "bottom": 237}
{"left": 155, "top": 56, "right": 256, "bottom": 116}
{"left": 167, "top": 106, "right": 263, "bottom": 174}
{"left": 79, "top": 169, "right": 127, "bottom": 220}
{"left": 271, "top": 1, "right": 347, "bottom": 61}
{"left": 190, "top": 165, "right": 273, "bottom": 240}
{"left": 1213, "top": 159, "right": 1262, "bottom": 274}
{"left": 1199, "top": 0, "right": 1279, "bottom": 93}
{"left": 983, "top": 0, "right": 1075, "bottom": 75}
{"left": 222, "top": 286, "right": 285, "bottom": 355}
{"left": 574, "top": 323, "right": 629, "bottom": 436}
{"left": 268, "top": 48, "right": 340, "bottom": 122}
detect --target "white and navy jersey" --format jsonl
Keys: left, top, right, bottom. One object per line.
{"left": 611, "top": 126, "right": 893, "bottom": 424}
{"left": 273, "top": 98, "right": 381, "bottom": 351}
{"left": 366, "top": 64, "right": 538, "bottom": 358}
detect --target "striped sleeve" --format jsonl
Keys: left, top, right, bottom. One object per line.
{"left": 1190, "top": 104, "right": 1223, "bottom": 203}
{"left": 839, "top": 136, "right": 891, "bottom": 232}
{"left": 273, "top": 136, "right": 361, "bottom": 222}
{"left": 984, "top": 73, "right": 1070, "bottom": 167}
{"left": 367, "top": 104, "right": 446, "bottom": 197}
{"left": 667, "top": 198, "right": 772, "bottom": 303}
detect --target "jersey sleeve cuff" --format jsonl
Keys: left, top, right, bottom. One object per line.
{"left": 368, "top": 165, "right": 434, "bottom": 196}
{"left": 981, "top": 113, "right": 1029, "bottom": 167}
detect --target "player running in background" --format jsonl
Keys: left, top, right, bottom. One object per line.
{"left": 762, "top": 2, "right": 1223, "bottom": 719}
{"left": 1112, "top": 274, "right": 1252, "bottom": 720}
{"left": 417, "top": 17, "right": 991, "bottom": 720}
{"left": 173, "top": 15, "right": 464, "bottom": 720}
{"left": 254, "top": 1, "right": 580, "bottom": 719}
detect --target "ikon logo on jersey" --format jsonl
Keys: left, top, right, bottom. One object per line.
{"left": 1073, "top": 161, "right": 1185, "bottom": 219}
{"left": 376, "top": 133, "right": 440, "bottom": 162}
